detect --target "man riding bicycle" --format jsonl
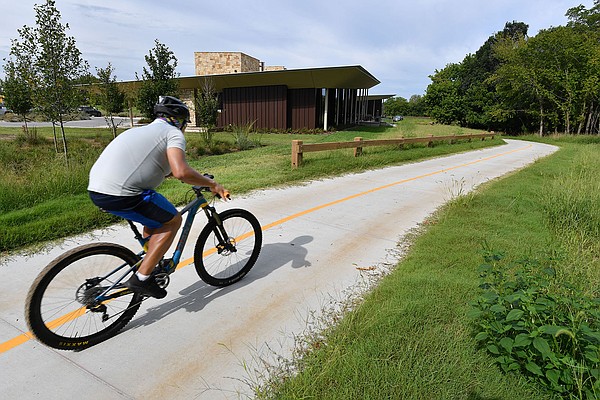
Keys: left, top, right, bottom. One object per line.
{"left": 88, "top": 96, "right": 229, "bottom": 299}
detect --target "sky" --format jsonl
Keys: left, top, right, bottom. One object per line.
{"left": 0, "top": 0, "right": 595, "bottom": 99}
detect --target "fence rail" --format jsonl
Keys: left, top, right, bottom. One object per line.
{"left": 291, "top": 132, "right": 498, "bottom": 168}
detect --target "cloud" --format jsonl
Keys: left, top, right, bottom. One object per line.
{"left": 1, "top": 0, "right": 594, "bottom": 97}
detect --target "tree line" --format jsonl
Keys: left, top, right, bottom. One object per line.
{"left": 386, "top": 1, "right": 600, "bottom": 136}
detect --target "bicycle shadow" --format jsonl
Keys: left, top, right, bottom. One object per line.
{"left": 126, "top": 235, "right": 313, "bottom": 329}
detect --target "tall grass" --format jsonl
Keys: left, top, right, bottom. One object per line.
{"left": 539, "top": 142, "right": 600, "bottom": 290}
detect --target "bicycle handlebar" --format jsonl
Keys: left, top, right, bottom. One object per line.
{"left": 192, "top": 174, "right": 231, "bottom": 200}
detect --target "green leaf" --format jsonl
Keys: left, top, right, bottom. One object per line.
{"left": 533, "top": 337, "right": 553, "bottom": 359}
{"left": 490, "top": 304, "right": 506, "bottom": 313}
{"left": 487, "top": 344, "right": 500, "bottom": 355}
{"left": 474, "top": 332, "right": 489, "bottom": 342}
{"left": 499, "top": 337, "right": 514, "bottom": 353}
{"left": 546, "top": 369, "right": 560, "bottom": 386}
{"left": 506, "top": 309, "right": 524, "bottom": 321}
{"left": 514, "top": 333, "right": 532, "bottom": 347}
{"left": 526, "top": 361, "right": 543, "bottom": 376}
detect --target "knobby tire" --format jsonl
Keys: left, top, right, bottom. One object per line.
{"left": 25, "top": 243, "right": 143, "bottom": 350}
{"left": 194, "top": 209, "right": 262, "bottom": 286}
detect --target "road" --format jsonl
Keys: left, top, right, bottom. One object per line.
{"left": 0, "top": 116, "right": 137, "bottom": 129}
{"left": 0, "top": 139, "right": 558, "bottom": 399}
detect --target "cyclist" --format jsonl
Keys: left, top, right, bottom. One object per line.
{"left": 88, "top": 96, "right": 229, "bottom": 298}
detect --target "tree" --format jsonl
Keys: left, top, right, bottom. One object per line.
{"left": 407, "top": 95, "right": 427, "bottom": 116}
{"left": 424, "top": 21, "right": 529, "bottom": 130}
{"left": 95, "top": 63, "right": 126, "bottom": 138}
{"left": 2, "top": 51, "right": 34, "bottom": 132}
{"left": 383, "top": 97, "right": 409, "bottom": 117}
{"left": 425, "top": 63, "right": 465, "bottom": 125}
{"left": 136, "top": 40, "right": 179, "bottom": 119}
{"left": 6, "top": 0, "right": 89, "bottom": 160}
{"left": 195, "top": 78, "right": 220, "bottom": 147}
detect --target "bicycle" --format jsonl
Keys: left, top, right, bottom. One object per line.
{"left": 24, "top": 178, "right": 262, "bottom": 350}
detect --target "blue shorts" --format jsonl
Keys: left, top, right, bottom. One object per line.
{"left": 89, "top": 190, "right": 178, "bottom": 229}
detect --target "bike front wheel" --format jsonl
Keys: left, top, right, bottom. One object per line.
{"left": 25, "top": 243, "right": 143, "bottom": 350}
{"left": 194, "top": 208, "right": 262, "bottom": 287}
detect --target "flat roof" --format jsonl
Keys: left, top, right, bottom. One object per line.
{"left": 367, "top": 94, "right": 395, "bottom": 101}
{"left": 121, "top": 65, "right": 380, "bottom": 91}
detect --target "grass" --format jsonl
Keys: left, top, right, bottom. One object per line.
{"left": 0, "top": 118, "right": 501, "bottom": 253}
{"left": 256, "top": 136, "right": 600, "bottom": 399}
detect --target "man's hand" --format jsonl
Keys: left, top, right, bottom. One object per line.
{"left": 211, "top": 183, "right": 231, "bottom": 201}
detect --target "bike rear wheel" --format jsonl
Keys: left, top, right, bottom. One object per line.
{"left": 194, "top": 208, "right": 262, "bottom": 286}
{"left": 25, "top": 243, "right": 143, "bottom": 350}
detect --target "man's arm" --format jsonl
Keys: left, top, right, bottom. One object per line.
{"left": 167, "top": 147, "right": 229, "bottom": 199}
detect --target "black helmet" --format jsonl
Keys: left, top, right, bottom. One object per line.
{"left": 154, "top": 96, "right": 190, "bottom": 122}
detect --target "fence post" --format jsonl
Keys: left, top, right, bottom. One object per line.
{"left": 292, "top": 140, "right": 303, "bottom": 168}
{"left": 354, "top": 137, "right": 363, "bottom": 157}
{"left": 428, "top": 134, "right": 434, "bottom": 147}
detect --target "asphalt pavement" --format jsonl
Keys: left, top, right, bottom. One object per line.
{"left": 0, "top": 116, "right": 137, "bottom": 129}
{"left": 0, "top": 139, "right": 558, "bottom": 399}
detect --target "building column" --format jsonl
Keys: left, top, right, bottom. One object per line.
{"left": 324, "top": 89, "right": 329, "bottom": 131}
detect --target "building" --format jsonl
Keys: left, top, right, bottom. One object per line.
{"left": 127, "top": 52, "right": 382, "bottom": 131}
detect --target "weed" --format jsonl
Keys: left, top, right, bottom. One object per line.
{"left": 470, "top": 251, "right": 600, "bottom": 399}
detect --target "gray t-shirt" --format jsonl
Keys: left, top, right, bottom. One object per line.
{"left": 88, "top": 119, "right": 186, "bottom": 196}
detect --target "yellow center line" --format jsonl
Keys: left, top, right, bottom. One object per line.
{"left": 0, "top": 142, "right": 532, "bottom": 355}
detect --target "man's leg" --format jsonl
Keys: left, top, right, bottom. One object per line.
{"left": 138, "top": 213, "right": 182, "bottom": 275}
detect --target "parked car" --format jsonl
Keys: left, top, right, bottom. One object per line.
{"left": 78, "top": 106, "right": 102, "bottom": 117}
{"left": 0, "top": 104, "right": 10, "bottom": 117}
{"left": 393, "top": 115, "right": 403, "bottom": 122}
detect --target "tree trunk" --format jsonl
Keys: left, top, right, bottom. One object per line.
{"left": 52, "top": 122, "right": 59, "bottom": 153}
{"left": 538, "top": 103, "right": 544, "bottom": 137}
{"left": 59, "top": 115, "right": 68, "bottom": 166}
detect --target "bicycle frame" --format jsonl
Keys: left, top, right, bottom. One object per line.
{"left": 94, "top": 187, "right": 217, "bottom": 303}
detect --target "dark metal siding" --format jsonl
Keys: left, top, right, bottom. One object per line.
{"left": 288, "top": 88, "right": 318, "bottom": 130}
{"left": 218, "top": 85, "right": 287, "bottom": 130}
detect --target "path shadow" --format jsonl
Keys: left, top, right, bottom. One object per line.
{"left": 126, "top": 235, "right": 313, "bottom": 329}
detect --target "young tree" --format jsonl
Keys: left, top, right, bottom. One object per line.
{"left": 7, "top": 0, "right": 89, "bottom": 160}
{"left": 195, "top": 78, "right": 220, "bottom": 145}
{"left": 96, "top": 63, "right": 126, "bottom": 138}
{"left": 2, "top": 49, "right": 34, "bottom": 132}
{"left": 136, "top": 40, "right": 179, "bottom": 119}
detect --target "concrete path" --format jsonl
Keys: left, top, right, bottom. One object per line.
{"left": 0, "top": 139, "right": 558, "bottom": 399}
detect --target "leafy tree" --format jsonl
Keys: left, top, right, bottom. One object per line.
{"left": 95, "top": 63, "right": 126, "bottom": 138}
{"left": 6, "top": 0, "right": 89, "bottom": 159}
{"left": 425, "top": 63, "right": 465, "bottom": 125}
{"left": 407, "top": 95, "right": 427, "bottom": 116}
{"left": 383, "top": 96, "right": 409, "bottom": 117}
{"left": 493, "top": 24, "right": 599, "bottom": 135}
{"left": 136, "top": 40, "right": 179, "bottom": 119}
{"left": 2, "top": 51, "right": 34, "bottom": 131}
{"left": 195, "top": 78, "right": 220, "bottom": 146}
{"left": 425, "top": 21, "right": 528, "bottom": 130}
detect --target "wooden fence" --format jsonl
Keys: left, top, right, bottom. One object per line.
{"left": 291, "top": 132, "right": 497, "bottom": 168}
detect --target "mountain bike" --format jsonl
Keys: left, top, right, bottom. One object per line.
{"left": 24, "top": 179, "right": 262, "bottom": 350}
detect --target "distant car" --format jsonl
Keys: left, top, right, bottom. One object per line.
{"left": 78, "top": 106, "right": 102, "bottom": 117}
{"left": 0, "top": 104, "right": 9, "bottom": 116}
{"left": 393, "top": 115, "right": 403, "bottom": 122}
